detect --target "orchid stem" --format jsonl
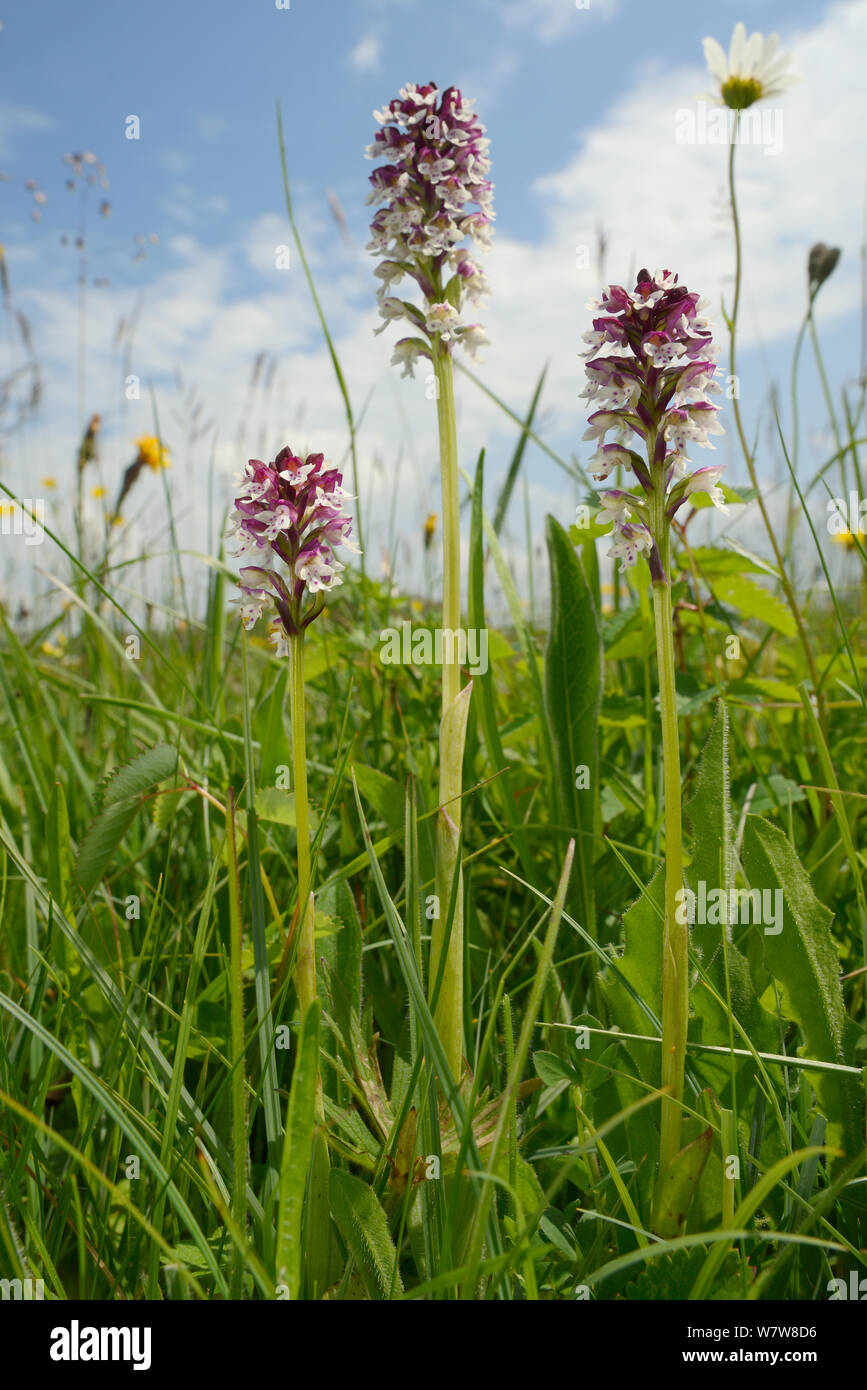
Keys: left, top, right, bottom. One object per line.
{"left": 430, "top": 343, "right": 465, "bottom": 1080}
{"left": 288, "top": 631, "right": 316, "bottom": 1017}
{"left": 651, "top": 523, "right": 688, "bottom": 1181}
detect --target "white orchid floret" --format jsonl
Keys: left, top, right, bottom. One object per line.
{"left": 583, "top": 410, "right": 636, "bottom": 446}
{"left": 588, "top": 443, "right": 633, "bottom": 481}
{"left": 258, "top": 504, "right": 295, "bottom": 541}
{"left": 425, "top": 301, "right": 461, "bottom": 340}
{"left": 298, "top": 551, "right": 345, "bottom": 593}
{"left": 375, "top": 260, "right": 406, "bottom": 291}
{"left": 597, "top": 489, "right": 646, "bottom": 526}
{"left": 608, "top": 520, "right": 654, "bottom": 572}
{"left": 390, "top": 338, "right": 429, "bottom": 378}
{"left": 267, "top": 617, "right": 290, "bottom": 658}
{"left": 456, "top": 324, "right": 489, "bottom": 360}
{"left": 667, "top": 452, "right": 691, "bottom": 481}
{"left": 374, "top": 297, "right": 411, "bottom": 335}
{"left": 239, "top": 594, "right": 267, "bottom": 630}
{"left": 682, "top": 465, "right": 729, "bottom": 514}
{"left": 664, "top": 403, "right": 725, "bottom": 452}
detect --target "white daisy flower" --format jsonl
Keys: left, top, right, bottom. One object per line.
{"left": 703, "top": 23, "right": 799, "bottom": 110}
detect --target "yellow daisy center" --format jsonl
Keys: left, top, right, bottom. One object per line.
{"left": 720, "top": 76, "right": 764, "bottom": 110}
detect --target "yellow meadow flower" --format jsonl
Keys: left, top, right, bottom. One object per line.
{"left": 832, "top": 530, "right": 858, "bottom": 550}
{"left": 41, "top": 632, "right": 68, "bottom": 657}
{"left": 135, "top": 435, "right": 171, "bottom": 471}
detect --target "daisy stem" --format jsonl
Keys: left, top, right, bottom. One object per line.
{"left": 726, "top": 131, "right": 825, "bottom": 728}
{"left": 430, "top": 343, "right": 465, "bottom": 1080}
{"left": 649, "top": 472, "right": 688, "bottom": 1187}
{"left": 807, "top": 307, "right": 846, "bottom": 493}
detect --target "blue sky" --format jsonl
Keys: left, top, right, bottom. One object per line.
{"left": 2, "top": 0, "right": 866, "bottom": 601}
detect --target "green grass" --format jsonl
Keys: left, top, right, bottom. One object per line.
{"left": 1, "top": 116, "right": 866, "bottom": 1304}
{"left": 1, "top": 459, "right": 865, "bottom": 1299}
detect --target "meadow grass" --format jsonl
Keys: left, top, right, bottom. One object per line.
{"left": 1, "top": 67, "right": 866, "bottom": 1305}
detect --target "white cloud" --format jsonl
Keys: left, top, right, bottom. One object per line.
{"left": 4, "top": 0, "right": 865, "bottom": 609}
{"left": 0, "top": 103, "right": 53, "bottom": 161}
{"left": 347, "top": 34, "right": 382, "bottom": 72}
{"left": 497, "top": 0, "right": 622, "bottom": 44}
{"left": 456, "top": 49, "right": 520, "bottom": 111}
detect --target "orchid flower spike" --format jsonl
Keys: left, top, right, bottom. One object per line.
{"left": 580, "top": 268, "right": 726, "bottom": 576}
{"left": 366, "top": 81, "right": 494, "bottom": 377}
{"left": 229, "top": 447, "right": 359, "bottom": 654}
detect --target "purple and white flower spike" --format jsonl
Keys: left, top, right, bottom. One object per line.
{"left": 229, "top": 447, "right": 359, "bottom": 652}
{"left": 581, "top": 268, "right": 726, "bottom": 574}
{"left": 366, "top": 81, "right": 494, "bottom": 377}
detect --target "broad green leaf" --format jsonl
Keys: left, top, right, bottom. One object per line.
{"left": 275, "top": 1001, "right": 320, "bottom": 1300}
{"left": 533, "top": 1050, "right": 579, "bottom": 1087}
{"left": 253, "top": 667, "right": 293, "bottom": 787}
{"left": 467, "top": 451, "right": 536, "bottom": 886}
{"left": 652, "top": 1126, "right": 713, "bottom": 1238}
{"left": 329, "top": 1168, "right": 403, "bottom": 1299}
{"left": 684, "top": 705, "right": 777, "bottom": 1057}
{"left": 708, "top": 574, "right": 795, "bottom": 637}
{"left": 544, "top": 515, "right": 602, "bottom": 934}
{"left": 742, "top": 815, "right": 863, "bottom": 1162}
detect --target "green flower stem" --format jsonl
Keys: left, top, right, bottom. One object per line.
{"left": 649, "top": 485, "right": 688, "bottom": 1182}
{"left": 430, "top": 343, "right": 466, "bottom": 1079}
{"left": 288, "top": 631, "right": 316, "bottom": 1017}
{"left": 225, "top": 788, "right": 248, "bottom": 1299}
{"left": 726, "top": 132, "right": 824, "bottom": 724}
{"left": 808, "top": 309, "right": 846, "bottom": 494}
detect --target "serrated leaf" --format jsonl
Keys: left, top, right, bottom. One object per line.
{"left": 720, "top": 537, "right": 781, "bottom": 579}
{"left": 76, "top": 744, "right": 177, "bottom": 893}
{"left": 709, "top": 574, "right": 795, "bottom": 637}
{"left": 329, "top": 1169, "right": 403, "bottom": 1299}
{"left": 98, "top": 743, "right": 178, "bottom": 808}
{"left": 624, "top": 1246, "right": 741, "bottom": 1300}
{"left": 255, "top": 786, "right": 297, "bottom": 827}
